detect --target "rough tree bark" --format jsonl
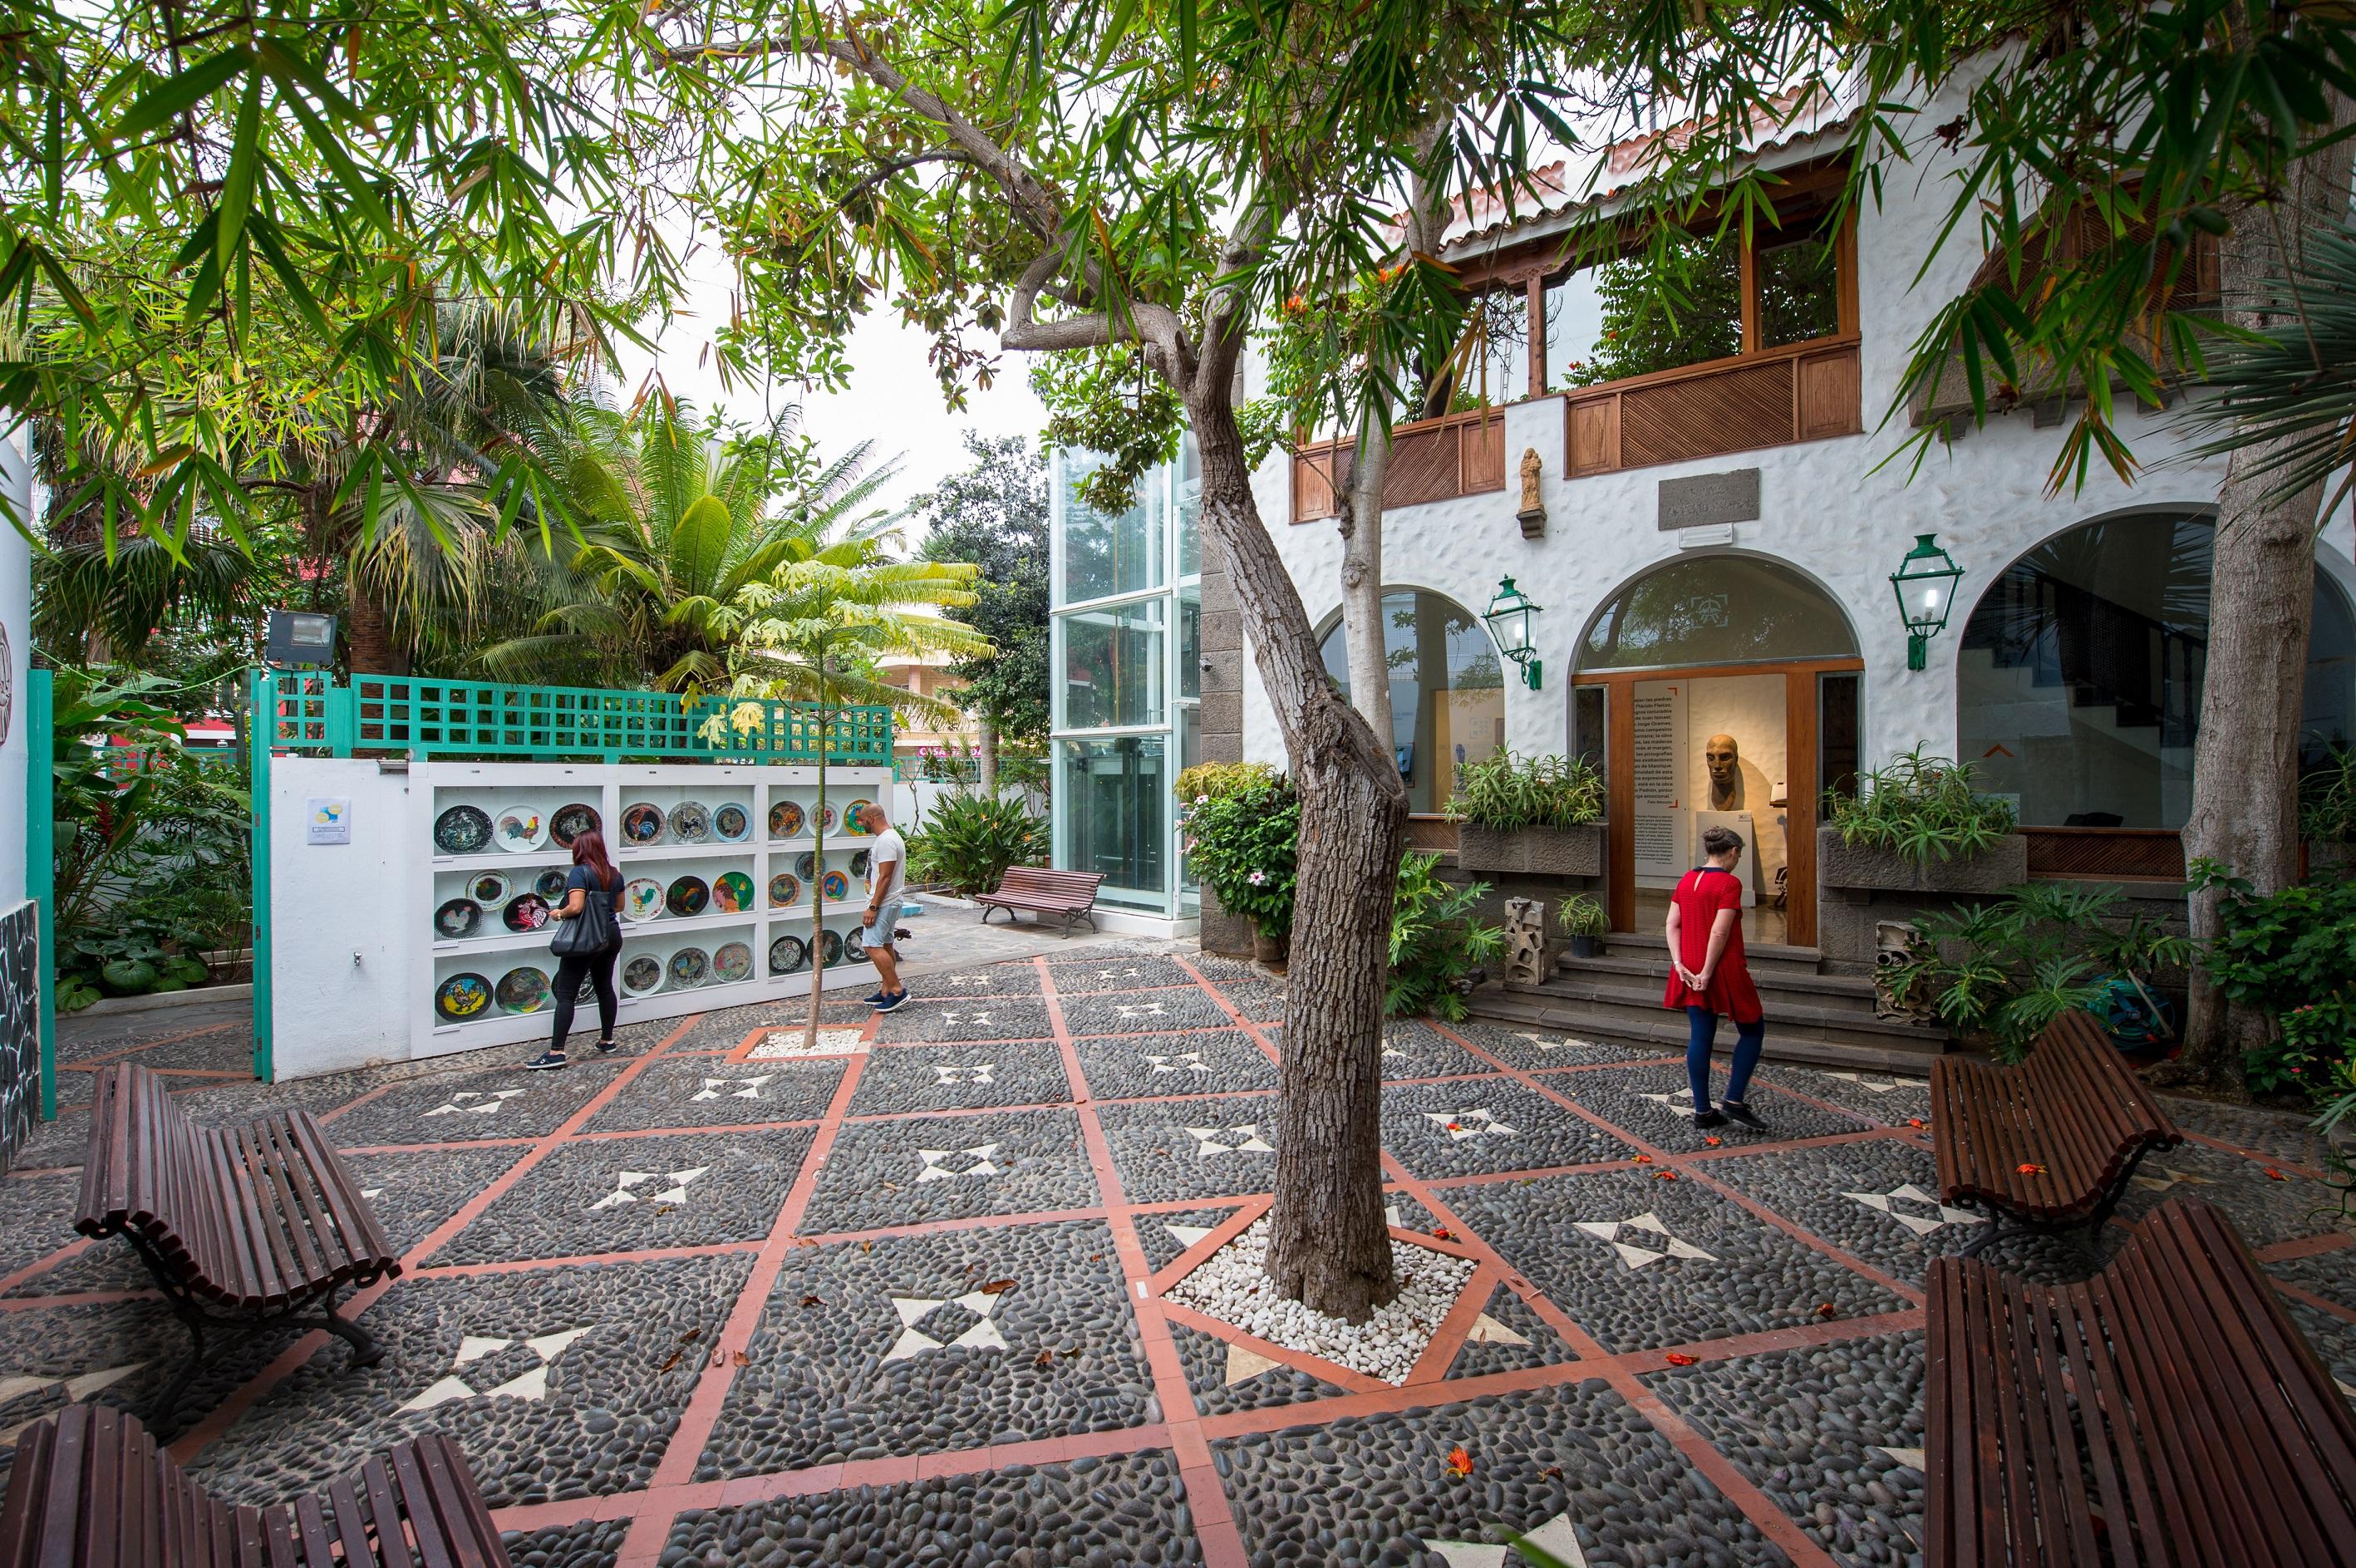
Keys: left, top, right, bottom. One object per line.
{"left": 2178, "top": 97, "right": 2355, "bottom": 1091}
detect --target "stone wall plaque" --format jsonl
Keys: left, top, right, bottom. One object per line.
{"left": 1657, "top": 467, "right": 1761, "bottom": 531}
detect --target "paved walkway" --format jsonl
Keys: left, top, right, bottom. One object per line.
{"left": 7, "top": 944, "right": 2352, "bottom": 1566}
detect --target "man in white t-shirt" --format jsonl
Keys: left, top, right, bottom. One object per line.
{"left": 858, "top": 802, "right": 909, "bottom": 1010}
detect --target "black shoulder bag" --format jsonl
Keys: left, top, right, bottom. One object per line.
{"left": 552, "top": 872, "right": 622, "bottom": 956}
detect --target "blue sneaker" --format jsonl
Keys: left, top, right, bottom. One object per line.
{"left": 863, "top": 990, "right": 888, "bottom": 1005}
{"left": 873, "top": 991, "right": 909, "bottom": 1013}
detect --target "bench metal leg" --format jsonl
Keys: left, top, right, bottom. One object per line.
{"left": 1957, "top": 1143, "right": 2161, "bottom": 1265}
{"left": 287, "top": 1292, "right": 383, "bottom": 1369}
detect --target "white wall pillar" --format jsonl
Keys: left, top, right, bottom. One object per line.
{"left": 0, "top": 421, "right": 31, "bottom": 908}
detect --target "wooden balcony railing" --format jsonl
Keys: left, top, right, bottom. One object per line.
{"left": 1291, "top": 407, "right": 1506, "bottom": 523}
{"left": 1564, "top": 337, "right": 1862, "bottom": 477}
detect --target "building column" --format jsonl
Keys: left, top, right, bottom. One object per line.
{"left": 1195, "top": 561, "right": 1252, "bottom": 953}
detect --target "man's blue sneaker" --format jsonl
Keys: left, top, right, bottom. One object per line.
{"left": 864, "top": 990, "right": 888, "bottom": 1005}
{"left": 873, "top": 991, "right": 909, "bottom": 1013}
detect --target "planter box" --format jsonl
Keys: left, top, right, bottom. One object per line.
{"left": 1817, "top": 825, "right": 2028, "bottom": 895}
{"left": 1456, "top": 823, "right": 1605, "bottom": 878}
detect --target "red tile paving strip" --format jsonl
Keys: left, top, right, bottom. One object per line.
{"left": 2179, "top": 1128, "right": 2331, "bottom": 1182}
{"left": 54, "top": 1019, "right": 244, "bottom": 1069}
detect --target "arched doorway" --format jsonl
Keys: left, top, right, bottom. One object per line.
{"left": 1574, "top": 554, "right": 1863, "bottom": 946}
{"left": 1316, "top": 589, "right": 1506, "bottom": 817}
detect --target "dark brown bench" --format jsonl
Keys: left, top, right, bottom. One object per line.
{"left": 76, "top": 1064, "right": 400, "bottom": 1416}
{"left": 0, "top": 1403, "right": 511, "bottom": 1568}
{"left": 1931, "top": 1008, "right": 2181, "bottom": 1256}
{"left": 976, "top": 866, "right": 1104, "bottom": 936}
{"left": 1926, "top": 1197, "right": 2356, "bottom": 1566}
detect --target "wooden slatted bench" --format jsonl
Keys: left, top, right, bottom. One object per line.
{"left": 1931, "top": 1007, "right": 2181, "bottom": 1257}
{"left": 0, "top": 1403, "right": 511, "bottom": 1568}
{"left": 975, "top": 866, "right": 1104, "bottom": 936}
{"left": 1927, "top": 1197, "right": 2356, "bottom": 1567}
{"left": 76, "top": 1064, "right": 400, "bottom": 1417}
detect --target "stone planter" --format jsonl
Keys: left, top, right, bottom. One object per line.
{"left": 1816, "top": 825, "right": 2029, "bottom": 895}
{"left": 1251, "top": 920, "right": 1291, "bottom": 971}
{"left": 1454, "top": 823, "right": 1605, "bottom": 878}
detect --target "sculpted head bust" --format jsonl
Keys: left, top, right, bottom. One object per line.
{"left": 1704, "top": 732, "right": 1743, "bottom": 809}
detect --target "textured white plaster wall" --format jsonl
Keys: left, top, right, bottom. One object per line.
{"left": 268, "top": 757, "right": 414, "bottom": 1079}
{"left": 0, "top": 425, "right": 28, "bottom": 908}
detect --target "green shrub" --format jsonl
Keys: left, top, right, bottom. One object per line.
{"left": 1176, "top": 760, "right": 1280, "bottom": 804}
{"left": 1387, "top": 852, "right": 1503, "bottom": 1020}
{"left": 2302, "top": 745, "right": 2356, "bottom": 846}
{"left": 907, "top": 789, "right": 1049, "bottom": 897}
{"left": 1825, "top": 745, "right": 2016, "bottom": 866}
{"left": 2191, "top": 859, "right": 2356, "bottom": 1103}
{"left": 1557, "top": 893, "right": 1608, "bottom": 938}
{"left": 1881, "top": 882, "right": 2189, "bottom": 1063}
{"left": 1183, "top": 771, "right": 1300, "bottom": 938}
{"left": 1446, "top": 751, "right": 1604, "bottom": 830}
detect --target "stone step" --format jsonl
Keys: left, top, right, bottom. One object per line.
{"left": 1555, "top": 951, "right": 1881, "bottom": 1002}
{"left": 1473, "top": 980, "right": 1950, "bottom": 1074}
{"left": 1565, "top": 941, "right": 1825, "bottom": 978}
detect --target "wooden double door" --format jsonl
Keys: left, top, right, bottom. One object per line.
{"left": 1573, "top": 660, "right": 1863, "bottom": 949}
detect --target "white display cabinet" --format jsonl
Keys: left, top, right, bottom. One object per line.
{"left": 411, "top": 759, "right": 891, "bottom": 1058}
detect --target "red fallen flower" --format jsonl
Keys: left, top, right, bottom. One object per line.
{"left": 1702, "top": 1136, "right": 1723, "bottom": 1147}
{"left": 1815, "top": 1302, "right": 1837, "bottom": 1320}
{"left": 1633, "top": 1154, "right": 1654, "bottom": 1164}
{"left": 2017, "top": 1162, "right": 2048, "bottom": 1175}
{"left": 1907, "top": 1118, "right": 1926, "bottom": 1129}
{"left": 1655, "top": 1171, "right": 1679, "bottom": 1182}
{"left": 1446, "top": 1123, "right": 1463, "bottom": 1133}
{"left": 2265, "top": 1167, "right": 2290, "bottom": 1181}
{"left": 1430, "top": 1226, "right": 1453, "bottom": 1241}
{"left": 1664, "top": 1352, "right": 1699, "bottom": 1366}
{"left": 1445, "top": 1445, "right": 1473, "bottom": 1479}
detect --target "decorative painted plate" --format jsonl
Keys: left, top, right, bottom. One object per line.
{"left": 849, "top": 849, "right": 870, "bottom": 878}
{"left": 818, "top": 929, "right": 844, "bottom": 966}
{"left": 769, "top": 799, "right": 805, "bottom": 838}
{"left": 711, "top": 941, "right": 754, "bottom": 983}
{"left": 844, "top": 925, "right": 866, "bottom": 962}
{"left": 534, "top": 868, "right": 570, "bottom": 902}
{"left": 815, "top": 803, "right": 838, "bottom": 835}
{"left": 821, "top": 870, "right": 851, "bottom": 902}
{"left": 794, "top": 852, "right": 817, "bottom": 882}
{"left": 668, "top": 801, "right": 711, "bottom": 843}
{"left": 434, "top": 898, "right": 482, "bottom": 939}
{"left": 435, "top": 972, "right": 493, "bottom": 1022}
{"left": 712, "top": 804, "right": 751, "bottom": 843}
{"left": 768, "top": 935, "right": 809, "bottom": 976}
{"left": 435, "top": 805, "right": 494, "bottom": 855}
{"left": 712, "top": 871, "right": 755, "bottom": 913}
{"left": 768, "top": 873, "right": 801, "bottom": 908}
{"left": 668, "top": 946, "right": 710, "bottom": 989}
{"left": 494, "top": 806, "right": 548, "bottom": 853}
{"left": 495, "top": 966, "right": 551, "bottom": 1014}
{"left": 622, "top": 953, "right": 665, "bottom": 996}
{"left": 844, "top": 799, "right": 875, "bottom": 836}
{"left": 504, "top": 893, "right": 553, "bottom": 932}
{"left": 551, "top": 803, "right": 601, "bottom": 848}
{"left": 620, "top": 803, "right": 666, "bottom": 846}
{"left": 468, "top": 871, "right": 511, "bottom": 907}
{"left": 666, "top": 875, "right": 710, "bottom": 917}
{"left": 622, "top": 877, "right": 665, "bottom": 921}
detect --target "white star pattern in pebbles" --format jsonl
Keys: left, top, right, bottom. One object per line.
{"left": 1513, "top": 1031, "right": 1579, "bottom": 1054}
{"left": 1463, "top": 1313, "right": 1530, "bottom": 1346}
{"left": 1822, "top": 1072, "right": 1915, "bottom": 1092}
{"left": 691, "top": 1074, "right": 774, "bottom": 1101}
{"left": 882, "top": 1288, "right": 1011, "bottom": 1362}
{"left": 1843, "top": 1183, "right": 1988, "bottom": 1236}
{"left": 1144, "top": 1051, "right": 1209, "bottom": 1075}
{"left": 1637, "top": 1089, "right": 1701, "bottom": 1118}
{"left": 933, "top": 1063, "right": 996, "bottom": 1086}
{"left": 588, "top": 1167, "right": 707, "bottom": 1210}
{"left": 0, "top": 1364, "right": 142, "bottom": 1443}
{"left": 1572, "top": 1212, "right": 1717, "bottom": 1271}
{"left": 1163, "top": 1223, "right": 1215, "bottom": 1251}
{"left": 397, "top": 1328, "right": 592, "bottom": 1413}
{"left": 939, "top": 1011, "right": 994, "bottom": 1030}
{"left": 1086, "top": 966, "right": 1149, "bottom": 985}
{"left": 1186, "top": 1124, "right": 1274, "bottom": 1158}
{"left": 916, "top": 1143, "right": 1002, "bottom": 1182}
{"left": 423, "top": 1087, "right": 528, "bottom": 1118}
{"left": 1423, "top": 1108, "right": 1517, "bottom": 1142}
{"left": 1422, "top": 1512, "right": 1590, "bottom": 1567}
{"left": 1112, "top": 1001, "right": 1170, "bottom": 1024}
{"left": 1166, "top": 1217, "right": 1475, "bottom": 1385}
{"left": 2130, "top": 1165, "right": 2216, "bottom": 1193}
{"left": 1876, "top": 1447, "right": 1927, "bottom": 1471}
{"left": 748, "top": 1028, "right": 869, "bottom": 1059}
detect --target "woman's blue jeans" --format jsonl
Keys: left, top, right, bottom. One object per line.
{"left": 1686, "top": 1007, "right": 1764, "bottom": 1113}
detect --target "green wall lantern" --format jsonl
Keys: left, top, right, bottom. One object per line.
{"left": 1888, "top": 533, "right": 1963, "bottom": 671}
{"left": 1482, "top": 575, "right": 1544, "bottom": 691}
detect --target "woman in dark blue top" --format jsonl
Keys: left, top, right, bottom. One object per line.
{"left": 527, "top": 828, "right": 623, "bottom": 1070}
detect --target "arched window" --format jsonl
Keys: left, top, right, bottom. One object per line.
{"left": 1956, "top": 514, "right": 2356, "bottom": 829}
{"left": 1578, "top": 556, "right": 1859, "bottom": 671}
{"left": 1318, "top": 590, "right": 1503, "bottom": 814}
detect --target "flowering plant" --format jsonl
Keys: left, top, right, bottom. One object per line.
{"left": 1183, "top": 770, "right": 1300, "bottom": 938}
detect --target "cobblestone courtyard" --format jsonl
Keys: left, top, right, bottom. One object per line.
{"left": 6, "top": 944, "right": 2352, "bottom": 1567}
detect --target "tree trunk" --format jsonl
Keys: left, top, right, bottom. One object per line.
{"left": 979, "top": 723, "right": 999, "bottom": 794}
{"left": 2178, "top": 98, "right": 2355, "bottom": 1091}
{"left": 1185, "top": 374, "right": 1408, "bottom": 1322}
{"left": 1338, "top": 438, "right": 1395, "bottom": 743}
{"left": 344, "top": 584, "right": 407, "bottom": 676}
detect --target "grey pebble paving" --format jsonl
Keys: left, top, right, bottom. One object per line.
{"left": 2108, "top": 1139, "right": 2346, "bottom": 1246}
{"left": 1557, "top": 1062, "right": 1867, "bottom": 1154}
{"left": 1075, "top": 1030, "right": 1279, "bottom": 1100}
{"left": 1173, "top": 1320, "right": 1352, "bottom": 1416}
{"left": 848, "top": 1040, "right": 1073, "bottom": 1114}
{"left": 1383, "top": 1191, "right": 1447, "bottom": 1235}
{"left": 1448, "top": 1167, "right": 1911, "bottom": 1353}
{"left": 1138, "top": 1207, "right": 1248, "bottom": 1272}
{"left": 2, "top": 1229, "right": 150, "bottom": 1299}
{"left": 7, "top": 1105, "right": 92, "bottom": 1171}
{"left": 910, "top": 962, "right": 1048, "bottom": 997}
{"left": 194, "top": 1254, "right": 750, "bottom": 1507}
{"left": 583, "top": 1057, "right": 844, "bottom": 1132}
{"left": 667, "top": 1000, "right": 873, "bottom": 1053}
{"left": 2270, "top": 1247, "right": 2356, "bottom": 1315}
{"left": 1185, "top": 954, "right": 1268, "bottom": 983}
{"left": 504, "top": 1519, "right": 632, "bottom": 1568}
{"left": 1378, "top": 1079, "right": 1638, "bottom": 1181}
{"left": 1216, "top": 980, "right": 1287, "bottom": 1022}
{"left": 663, "top": 1449, "right": 1204, "bottom": 1567}
{"left": 0, "top": 1174, "right": 84, "bottom": 1280}
{"left": 2159, "top": 1094, "right": 2329, "bottom": 1167}
{"left": 873, "top": 999, "right": 1055, "bottom": 1045}
{"left": 1449, "top": 1019, "right": 1673, "bottom": 1070}
{"left": 1370, "top": 1020, "right": 1493, "bottom": 1081}
{"left": 1215, "top": 1384, "right": 1788, "bottom": 1566}
{"left": 1445, "top": 1285, "right": 1581, "bottom": 1380}
{"left": 2284, "top": 1295, "right": 2356, "bottom": 1405}
{"left": 430, "top": 1128, "right": 813, "bottom": 1265}
{"left": 326, "top": 1059, "right": 630, "bottom": 1146}
{"left": 345, "top": 1144, "right": 534, "bottom": 1257}
{"left": 1099, "top": 1096, "right": 1284, "bottom": 1203}
{"left": 1750, "top": 1064, "right": 1934, "bottom": 1128}
{"left": 1059, "top": 989, "right": 1237, "bottom": 1038}
{"left": 1647, "top": 1332, "right": 1926, "bottom": 1567}
{"left": 799, "top": 1109, "right": 1099, "bottom": 1232}
{"left": 696, "top": 1220, "right": 1154, "bottom": 1477}
{"left": 61, "top": 1024, "right": 251, "bottom": 1074}
{"left": 1045, "top": 955, "right": 1199, "bottom": 993}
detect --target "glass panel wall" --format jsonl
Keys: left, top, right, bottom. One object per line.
{"left": 1060, "top": 736, "right": 1168, "bottom": 902}
{"left": 1580, "top": 556, "right": 1859, "bottom": 671}
{"left": 1064, "top": 600, "right": 1166, "bottom": 729}
{"left": 1317, "top": 589, "right": 1506, "bottom": 814}
{"left": 1062, "top": 460, "right": 1166, "bottom": 603}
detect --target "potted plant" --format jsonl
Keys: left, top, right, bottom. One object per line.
{"left": 1448, "top": 751, "right": 1606, "bottom": 875}
{"left": 1557, "top": 893, "right": 1609, "bottom": 958}
{"left": 1819, "top": 747, "right": 2026, "bottom": 893}
{"left": 1178, "top": 763, "right": 1300, "bottom": 967}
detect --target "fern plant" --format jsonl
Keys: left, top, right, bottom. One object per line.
{"left": 1825, "top": 745, "right": 2016, "bottom": 867}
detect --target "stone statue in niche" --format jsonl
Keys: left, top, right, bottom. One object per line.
{"left": 1516, "top": 447, "right": 1547, "bottom": 539}
{"left": 1704, "top": 733, "right": 1744, "bottom": 809}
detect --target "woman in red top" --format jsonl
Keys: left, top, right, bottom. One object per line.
{"left": 1662, "top": 824, "right": 1769, "bottom": 1131}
